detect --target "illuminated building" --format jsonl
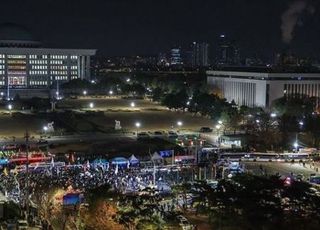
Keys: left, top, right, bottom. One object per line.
{"left": 0, "top": 23, "right": 96, "bottom": 97}
{"left": 207, "top": 69, "right": 320, "bottom": 108}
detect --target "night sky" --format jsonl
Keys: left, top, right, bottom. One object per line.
{"left": 0, "top": 0, "right": 320, "bottom": 59}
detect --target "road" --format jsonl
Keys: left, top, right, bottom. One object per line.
{"left": 244, "top": 162, "right": 317, "bottom": 178}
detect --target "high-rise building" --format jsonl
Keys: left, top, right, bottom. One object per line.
{"left": 191, "top": 42, "right": 209, "bottom": 67}
{"left": 170, "top": 47, "right": 183, "bottom": 65}
{"left": 0, "top": 23, "right": 96, "bottom": 97}
{"left": 217, "top": 35, "right": 240, "bottom": 66}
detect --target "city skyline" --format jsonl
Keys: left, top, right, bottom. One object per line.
{"left": 0, "top": 0, "right": 319, "bottom": 59}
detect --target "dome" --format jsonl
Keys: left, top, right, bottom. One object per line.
{"left": 0, "top": 23, "right": 41, "bottom": 47}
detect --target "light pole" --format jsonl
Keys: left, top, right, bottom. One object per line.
{"left": 135, "top": 122, "right": 141, "bottom": 135}
{"left": 43, "top": 126, "right": 48, "bottom": 135}
{"left": 130, "top": 102, "right": 135, "bottom": 108}
{"left": 8, "top": 104, "right": 12, "bottom": 115}
{"left": 177, "top": 121, "right": 183, "bottom": 132}
{"left": 83, "top": 90, "right": 87, "bottom": 96}
{"left": 89, "top": 102, "right": 94, "bottom": 109}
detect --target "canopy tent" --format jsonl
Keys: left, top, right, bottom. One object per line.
{"left": 129, "top": 155, "right": 139, "bottom": 165}
{"left": 151, "top": 152, "right": 163, "bottom": 162}
{"left": 93, "top": 159, "right": 109, "bottom": 165}
{"left": 110, "top": 157, "right": 129, "bottom": 166}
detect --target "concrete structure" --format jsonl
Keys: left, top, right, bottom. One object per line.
{"left": 207, "top": 70, "right": 320, "bottom": 108}
{"left": 191, "top": 42, "right": 209, "bottom": 67}
{"left": 0, "top": 23, "right": 96, "bottom": 98}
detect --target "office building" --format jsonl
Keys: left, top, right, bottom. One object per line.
{"left": 170, "top": 47, "right": 183, "bottom": 65}
{"left": 0, "top": 23, "right": 96, "bottom": 98}
{"left": 207, "top": 69, "right": 320, "bottom": 108}
{"left": 216, "top": 35, "right": 240, "bottom": 66}
{"left": 191, "top": 42, "right": 209, "bottom": 67}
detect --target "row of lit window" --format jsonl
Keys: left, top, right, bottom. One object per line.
{"left": 0, "top": 65, "right": 4, "bottom": 70}
{"left": 71, "top": 76, "right": 79, "bottom": 80}
{"left": 0, "top": 70, "right": 4, "bottom": 75}
{"left": 29, "top": 81, "right": 48, "bottom": 85}
{"left": 31, "top": 65, "right": 47, "bottom": 70}
{"left": 7, "top": 60, "right": 26, "bottom": 64}
{"left": 0, "top": 60, "right": 4, "bottom": 64}
{"left": 71, "top": 55, "right": 78, "bottom": 60}
{"left": 50, "top": 71, "right": 67, "bottom": 75}
{"left": 50, "top": 60, "right": 63, "bottom": 65}
{"left": 8, "top": 66, "right": 26, "bottom": 70}
{"left": 7, "top": 55, "right": 26, "bottom": 59}
{"left": 50, "top": 55, "right": 68, "bottom": 59}
{"left": 51, "top": 65, "right": 68, "bottom": 70}
{"left": 29, "top": 60, "right": 48, "bottom": 64}
{"left": 8, "top": 71, "right": 26, "bottom": 75}
{"left": 30, "top": 70, "right": 48, "bottom": 75}
{"left": 55, "top": 76, "right": 68, "bottom": 80}
{"left": 0, "top": 54, "right": 5, "bottom": 58}
{"left": 70, "top": 66, "right": 78, "bottom": 70}
{"left": 0, "top": 81, "right": 4, "bottom": 85}
{"left": 29, "top": 55, "right": 48, "bottom": 59}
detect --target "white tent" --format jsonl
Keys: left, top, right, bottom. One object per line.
{"left": 151, "top": 152, "right": 163, "bottom": 162}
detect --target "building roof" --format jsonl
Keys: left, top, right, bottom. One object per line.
{"left": 0, "top": 23, "right": 41, "bottom": 48}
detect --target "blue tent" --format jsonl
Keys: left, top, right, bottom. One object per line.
{"left": 129, "top": 155, "right": 139, "bottom": 166}
{"left": 110, "top": 157, "right": 129, "bottom": 166}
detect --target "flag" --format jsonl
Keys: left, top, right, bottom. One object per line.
{"left": 3, "top": 167, "right": 8, "bottom": 176}
{"left": 50, "top": 157, "right": 55, "bottom": 169}
{"left": 115, "top": 164, "right": 118, "bottom": 175}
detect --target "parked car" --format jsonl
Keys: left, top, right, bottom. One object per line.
{"left": 137, "top": 132, "right": 150, "bottom": 140}
{"left": 200, "top": 127, "right": 213, "bottom": 133}
{"left": 167, "top": 131, "right": 178, "bottom": 139}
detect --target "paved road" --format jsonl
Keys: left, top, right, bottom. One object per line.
{"left": 244, "top": 162, "right": 317, "bottom": 178}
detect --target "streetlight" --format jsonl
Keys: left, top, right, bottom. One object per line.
{"left": 218, "top": 120, "right": 223, "bottom": 125}
{"left": 256, "top": 119, "right": 260, "bottom": 123}
{"left": 270, "top": 113, "right": 277, "bottom": 118}
{"left": 215, "top": 124, "right": 221, "bottom": 130}
{"left": 299, "top": 121, "right": 304, "bottom": 126}
{"left": 83, "top": 90, "right": 87, "bottom": 96}
{"left": 130, "top": 102, "right": 135, "bottom": 107}
{"left": 8, "top": 104, "right": 12, "bottom": 110}
{"left": 135, "top": 122, "right": 141, "bottom": 135}
{"left": 177, "top": 121, "right": 183, "bottom": 127}
{"left": 126, "top": 78, "right": 131, "bottom": 82}
{"left": 293, "top": 142, "right": 299, "bottom": 152}
{"left": 43, "top": 126, "right": 48, "bottom": 134}
{"left": 109, "top": 90, "right": 113, "bottom": 95}
{"left": 89, "top": 102, "right": 94, "bottom": 109}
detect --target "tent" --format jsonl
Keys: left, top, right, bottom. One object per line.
{"left": 151, "top": 152, "right": 163, "bottom": 163}
{"left": 110, "top": 157, "right": 129, "bottom": 166}
{"left": 129, "top": 155, "right": 139, "bottom": 166}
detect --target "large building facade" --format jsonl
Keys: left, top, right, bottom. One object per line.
{"left": 207, "top": 70, "right": 320, "bottom": 108}
{"left": 0, "top": 24, "right": 96, "bottom": 97}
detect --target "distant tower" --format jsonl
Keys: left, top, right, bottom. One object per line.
{"left": 170, "top": 47, "right": 183, "bottom": 65}
{"left": 191, "top": 42, "right": 209, "bottom": 67}
{"left": 217, "top": 34, "right": 240, "bottom": 66}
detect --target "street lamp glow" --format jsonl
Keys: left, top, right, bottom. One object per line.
{"left": 89, "top": 102, "right": 94, "bottom": 108}
{"left": 299, "top": 121, "right": 304, "bottom": 126}
{"left": 135, "top": 122, "right": 141, "bottom": 128}
{"left": 270, "top": 113, "right": 277, "bottom": 118}
{"left": 218, "top": 120, "right": 223, "bottom": 125}
{"left": 109, "top": 90, "right": 113, "bottom": 95}
{"left": 126, "top": 78, "right": 130, "bottom": 82}
{"left": 256, "top": 119, "right": 260, "bottom": 123}
{"left": 216, "top": 124, "right": 221, "bottom": 129}
{"left": 0, "top": 92, "right": 3, "bottom": 96}
{"left": 8, "top": 104, "right": 12, "bottom": 110}
{"left": 177, "top": 121, "right": 183, "bottom": 127}
{"left": 83, "top": 90, "right": 87, "bottom": 96}
{"left": 130, "top": 102, "right": 135, "bottom": 107}
{"left": 293, "top": 142, "right": 298, "bottom": 148}
{"left": 43, "top": 126, "right": 48, "bottom": 131}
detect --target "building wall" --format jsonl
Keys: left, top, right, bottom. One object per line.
{"left": 207, "top": 71, "right": 320, "bottom": 108}
{"left": 0, "top": 48, "right": 95, "bottom": 90}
